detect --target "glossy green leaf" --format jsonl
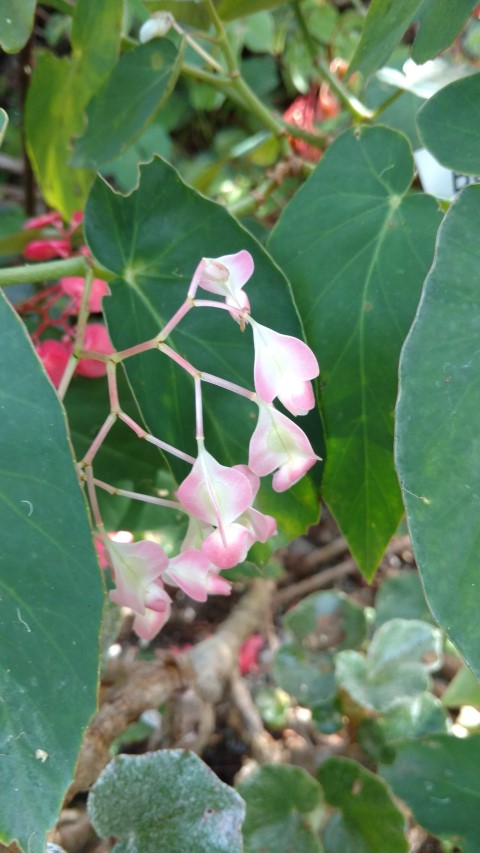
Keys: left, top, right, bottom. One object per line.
{"left": 218, "top": 0, "right": 288, "bottom": 20}
{"left": 412, "top": 0, "right": 478, "bottom": 63}
{"left": 88, "top": 750, "right": 245, "bottom": 852}
{"left": 72, "top": 40, "right": 183, "bottom": 169}
{"left": 395, "top": 185, "right": 480, "bottom": 676}
{"left": 348, "top": 0, "right": 423, "bottom": 80}
{"left": 442, "top": 665, "right": 480, "bottom": 708}
{"left": 319, "top": 757, "right": 407, "bottom": 853}
{"left": 25, "top": 0, "right": 122, "bottom": 218}
{"left": 0, "top": 292, "right": 102, "bottom": 852}
{"left": 236, "top": 764, "right": 324, "bottom": 853}
{"left": 0, "top": 0, "right": 36, "bottom": 52}
{"left": 269, "top": 126, "right": 442, "bottom": 578}
{"left": 84, "top": 157, "right": 322, "bottom": 543}
{"left": 417, "top": 72, "right": 480, "bottom": 175}
{"left": 144, "top": 0, "right": 212, "bottom": 27}
{"left": 381, "top": 693, "right": 448, "bottom": 740}
{"left": 335, "top": 619, "right": 443, "bottom": 713}
{"left": 381, "top": 735, "right": 480, "bottom": 853}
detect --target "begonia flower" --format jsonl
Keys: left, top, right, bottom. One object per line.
{"left": 106, "top": 538, "right": 169, "bottom": 615}
{"left": 60, "top": 276, "right": 110, "bottom": 314}
{"left": 24, "top": 211, "right": 63, "bottom": 230}
{"left": 23, "top": 238, "right": 71, "bottom": 261}
{"left": 176, "top": 443, "right": 253, "bottom": 543}
{"left": 133, "top": 583, "right": 172, "bottom": 641}
{"left": 249, "top": 402, "right": 320, "bottom": 492}
{"left": 76, "top": 323, "right": 113, "bottom": 378}
{"left": 36, "top": 339, "right": 72, "bottom": 387}
{"left": 195, "top": 250, "right": 253, "bottom": 313}
{"left": 239, "top": 634, "right": 264, "bottom": 675}
{"left": 249, "top": 318, "right": 319, "bottom": 416}
{"left": 164, "top": 548, "right": 231, "bottom": 601}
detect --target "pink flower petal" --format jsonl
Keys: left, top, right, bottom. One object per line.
{"left": 133, "top": 595, "right": 172, "bottom": 641}
{"left": 36, "top": 339, "right": 72, "bottom": 388}
{"left": 249, "top": 402, "right": 320, "bottom": 492}
{"left": 24, "top": 211, "right": 63, "bottom": 230}
{"left": 239, "top": 634, "right": 264, "bottom": 675}
{"left": 164, "top": 549, "right": 216, "bottom": 602}
{"left": 195, "top": 250, "right": 254, "bottom": 312}
{"left": 201, "top": 523, "right": 255, "bottom": 569}
{"left": 23, "top": 238, "right": 71, "bottom": 260}
{"left": 107, "top": 539, "right": 169, "bottom": 615}
{"left": 250, "top": 319, "right": 319, "bottom": 415}
{"left": 177, "top": 444, "right": 253, "bottom": 538}
{"left": 76, "top": 323, "right": 113, "bottom": 378}
{"left": 60, "top": 276, "right": 110, "bottom": 314}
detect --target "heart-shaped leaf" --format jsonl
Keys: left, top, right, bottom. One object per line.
{"left": 417, "top": 72, "right": 480, "bottom": 175}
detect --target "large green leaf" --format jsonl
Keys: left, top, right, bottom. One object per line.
{"left": 218, "top": 0, "right": 288, "bottom": 20}
{"left": 88, "top": 750, "right": 245, "bottom": 852}
{"left": 396, "top": 185, "right": 480, "bottom": 675}
{"left": 319, "top": 757, "right": 407, "bottom": 853}
{"left": 381, "top": 735, "right": 480, "bottom": 852}
{"left": 25, "top": 0, "right": 122, "bottom": 218}
{"left": 0, "top": 0, "right": 36, "bottom": 53}
{"left": 84, "top": 157, "right": 321, "bottom": 542}
{"left": 417, "top": 72, "right": 480, "bottom": 175}
{"left": 412, "top": 0, "right": 479, "bottom": 63}
{"left": 0, "top": 292, "right": 102, "bottom": 852}
{"left": 269, "top": 126, "right": 442, "bottom": 578}
{"left": 72, "top": 40, "right": 183, "bottom": 170}
{"left": 236, "top": 764, "right": 324, "bottom": 853}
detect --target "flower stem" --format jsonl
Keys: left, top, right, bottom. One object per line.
{"left": 93, "top": 477, "right": 183, "bottom": 511}
{"left": 0, "top": 255, "right": 88, "bottom": 286}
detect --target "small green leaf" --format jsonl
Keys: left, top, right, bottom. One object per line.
{"left": 218, "top": 0, "right": 288, "bottom": 21}
{"left": 144, "top": 0, "right": 211, "bottom": 28}
{"left": 25, "top": 0, "right": 122, "bottom": 218}
{"left": 381, "top": 693, "right": 448, "bottom": 740}
{"left": 284, "top": 590, "right": 367, "bottom": 651}
{"left": 374, "top": 571, "right": 433, "bottom": 627}
{"left": 395, "top": 185, "right": 480, "bottom": 676}
{"left": 236, "top": 764, "right": 324, "bottom": 853}
{"left": 88, "top": 750, "right": 245, "bottom": 852}
{"left": 273, "top": 642, "right": 337, "bottom": 709}
{"left": 417, "top": 72, "right": 480, "bottom": 175}
{"left": 335, "top": 619, "right": 443, "bottom": 713}
{"left": 348, "top": 0, "right": 423, "bottom": 80}
{"left": 412, "top": 0, "right": 479, "bottom": 63}
{"left": 0, "top": 292, "right": 102, "bottom": 852}
{"left": 319, "top": 757, "right": 408, "bottom": 853}
{"left": 72, "top": 40, "right": 183, "bottom": 169}
{"left": 0, "top": 108, "right": 8, "bottom": 146}
{"left": 269, "top": 126, "right": 442, "bottom": 578}
{"left": 0, "top": 0, "right": 36, "bottom": 52}
{"left": 381, "top": 735, "right": 480, "bottom": 853}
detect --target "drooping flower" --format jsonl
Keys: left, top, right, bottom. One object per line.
{"left": 106, "top": 538, "right": 169, "bottom": 615}
{"left": 164, "top": 549, "right": 231, "bottom": 602}
{"left": 249, "top": 401, "right": 320, "bottom": 492}
{"left": 24, "top": 211, "right": 64, "bottom": 231}
{"left": 176, "top": 443, "right": 253, "bottom": 543}
{"left": 249, "top": 318, "right": 319, "bottom": 416}
{"left": 60, "top": 276, "right": 110, "bottom": 314}
{"left": 132, "top": 583, "right": 172, "bottom": 641}
{"left": 76, "top": 323, "right": 113, "bottom": 378}
{"left": 36, "top": 339, "right": 72, "bottom": 387}
{"left": 23, "top": 238, "right": 71, "bottom": 261}
{"left": 194, "top": 250, "right": 254, "bottom": 313}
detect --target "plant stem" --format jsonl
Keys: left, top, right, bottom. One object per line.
{"left": 0, "top": 255, "right": 88, "bottom": 286}
{"left": 202, "top": 0, "right": 237, "bottom": 73}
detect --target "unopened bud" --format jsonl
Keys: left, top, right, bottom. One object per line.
{"left": 139, "top": 13, "right": 174, "bottom": 43}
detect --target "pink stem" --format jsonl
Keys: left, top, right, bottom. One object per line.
{"left": 195, "top": 376, "right": 204, "bottom": 440}
{"left": 158, "top": 342, "right": 199, "bottom": 378}
{"left": 201, "top": 371, "right": 255, "bottom": 400}
{"left": 118, "top": 411, "right": 196, "bottom": 464}
{"left": 107, "top": 362, "right": 119, "bottom": 411}
{"left": 156, "top": 298, "right": 193, "bottom": 342}
{"left": 83, "top": 413, "right": 117, "bottom": 464}
{"left": 112, "top": 338, "right": 157, "bottom": 362}
{"left": 93, "top": 478, "right": 183, "bottom": 510}
{"left": 85, "top": 466, "right": 103, "bottom": 528}
{"left": 118, "top": 411, "right": 145, "bottom": 438}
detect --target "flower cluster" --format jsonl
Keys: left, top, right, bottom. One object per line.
{"left": 19, "top": 211, "right": 112, "bottom": 385}
{"left": 98, "top": 250, "right": 320, "bottom": 641}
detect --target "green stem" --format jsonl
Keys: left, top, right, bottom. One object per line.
{"left": 0, "top": 255, "right": 88, "bottom": 287}
{"left": 293, "top": 0, "right": 373, "bottom": 122}
{"left": 202, "top": 0, "right": 237, "bottom": 73}
{"left": 372, "top": 87, "right": 404, "bottom": 118}
{"left": 181, "top": 63, "right": 230, "bottom": 86}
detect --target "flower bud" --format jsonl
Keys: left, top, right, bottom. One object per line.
{"left": 139, "top": 13, "right": 174, "bottom": 43}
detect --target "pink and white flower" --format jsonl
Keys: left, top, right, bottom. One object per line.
{"left": 36, "top": 339, "right": 72, "bottom": 387}
{"left": 249, "top": 318, "right": 319, "bottom": 416}
{"left": 176, "top": 443, "right": 253, "bottom": 543}
{"left": 132, "top": 584, "right": 172, "bottom": 641}
{"left": 194, "top": 250, "right": 253, "bottom": 313}
{"left": 106, "top": 538, "right": 169, "bottom": 616}
{"left": 249, "top": 401, "right": 320, "bottom": 492}
{"left": 164, "top": 549, "right": 231, "bottom": 601}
